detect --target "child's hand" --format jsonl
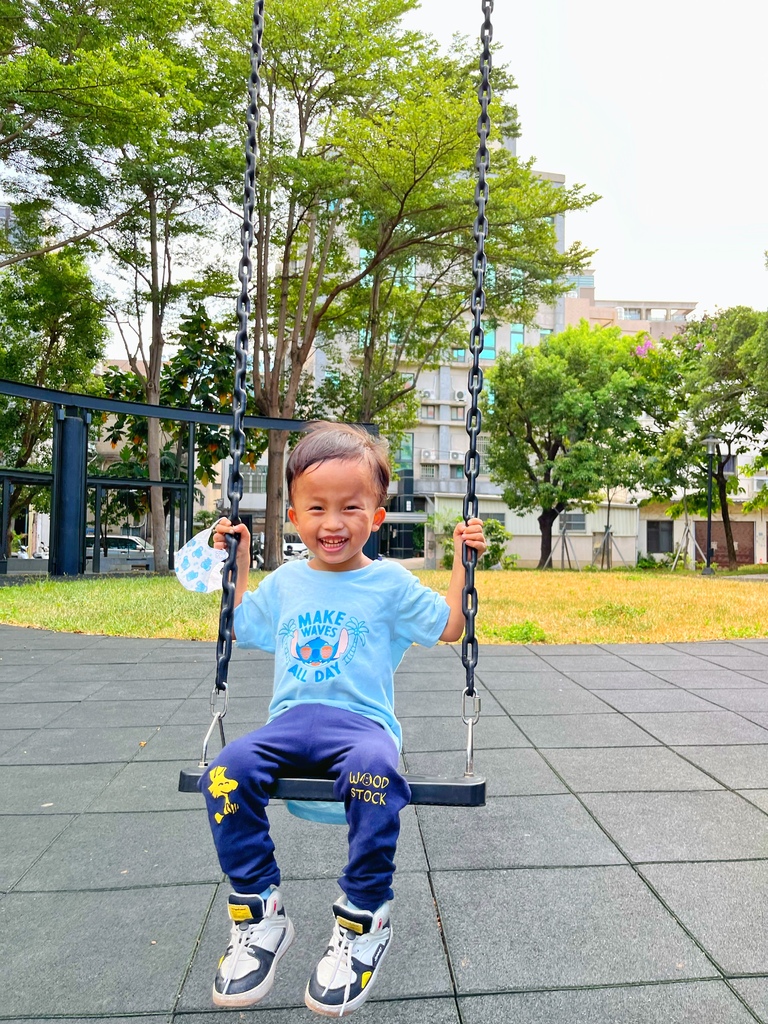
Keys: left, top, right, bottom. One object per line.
{"left": 453, "top": 517, "right": 488, "bottom": 559}
{"left": 213, "top": 518, "right": 251, "bottom": 564}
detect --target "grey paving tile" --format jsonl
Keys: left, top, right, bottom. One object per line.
{"left": 731, "top": 978, "right": 768, "bottom": 1020}
{"left": 0, "top": 814, "right": 74, "bottom": 890}
{"left": 565, "top": 671, "right": 674, "bottom": 690}
{"left": 17, "top": 810, "right": 220, "bottom": 890}
{"left": 406, "top": 749, "right": 567, "bottom": 797}
{"left": 0, "top": 725, "right": 157, "bottom": 764}
{"left": 2, "top": 1018, "right": 168, "bottom": 1024}
{"left": 396, "top": 689, "right": 505, "bottom": 717}
{"left": 674, "top": 745, "right": 768, "bottom": 789}
{"left": 8, "top": 678, "right": 112, "bottom": 702}
{"left": 652, "top": 669, "right": 768, "bottom": 689}
{"left": 1, "top": 700, "right": 77, "bottom": 728}
{"left": 0, "top": 729, "right": 34, "bottom": 755}
{"left": 116, "top": 660, "right": 213, "bottom": 682}
{"left": 514, "top": 714, "right": 660, "bottom": 748}
{"left": 494, "top": 688, "right": 614, "bottom": 716}
{"left": 433, "top": 866, "right": 714, "bottom": 993}
{"left": 643, "top": 861, "right": 768, "bottom": 974}
{"left": 620, "top": 655, "right": 711, "bottom": 671}
{"left": 192, "top": 672, "right": 275, "bottom": 698}
{"left": 734, "top": 641, "right": 768, "bottom": 652}
{"left": 689, "top": 688, "right": 768, "bottom": 712}
{"left": 667, "top": 642, "right": 746, "bottom": 656}
{"left": 166, "top": 695, "right": 271, "bottom": 727}
{"left": 180, "top": 1002, "right": 461, "bottom": 1024}
{"left": 581, "top": 791, "right": 768, "bottom": 862}
{"left": 394, "top": 669, "right": 468, "bottom": 691}
{"left": 702, "top": 655, "right": 768, "bottom": 671}
{"left": 0, "top": 884, "right": 216, "bottom": 1016}
{"left": 134, "top": 722, "right": 253, "bottom": 761}
{"left": 50, "top": 698, "right": 185, "bottom": 729}
{"left": 599, "top": 644, "right": 682, "bottom": 655}
{"left": 418, "top": 795, "right": 626, "bottom": 869}
{"left": 590, "top": 690, "right": 720, "bottom": 712}
{"left": 545, "top": 747, "right": 724, "bottom": 793}
{"left": 0, "top": 763, "right": 124, "bottom": 813}
{"left": 178, "top": 874, "right": 452, "bottom": 1010}
{"left": 87, "top": 675, "right": 208, "bottom": 699}
{"left": 475, "top": 670, "right": 576, "bottom": 690}
{"left": 537, "top": 644, "right": 608, "bottom": 656}
{"left": 401, "top": 715, "right": 530, "bottom": 753}
{"left": 0, "top": 630, "right": 102, "bottom": 650}
{"left": 459, "top": 983, "right": 757, "bottom": 1024}
{"left": 476, "top": 657, "right": 558, "bottom": 674}
{"left": 741, "top": 791, "right": 768, "bottom": 814}
{"left": 89, "top": 761, "right": 206, "bottom": 812}
{"left": 36, "top": 662, "right": 134, "bottom": 682}
{"left": 0, "top": 648, "right": 77, "bottom": 664}
{"left": 745, "top": 713, "right": 768, "bottom": 730}
{"left": 268, "top": 802, "right": 427, "bottom": 879}
{"left": 0, "top": 662, "right": 56, "bottom": 682}
{"left": 536, "top": 655, "right": 631, "bottom": 672}
{"left": 627, "top": 712, "right": 768, "bottom": 746}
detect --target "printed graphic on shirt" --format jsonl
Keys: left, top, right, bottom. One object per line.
{"left": 278, "top": 610, "right": 369, "bottom": 683}
{"left": 208, "top": 765, "right": 240, "bottom": 824}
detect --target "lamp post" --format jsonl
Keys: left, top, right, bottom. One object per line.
{"left": 702, "top": 434, "right": 718, "bottom": 576}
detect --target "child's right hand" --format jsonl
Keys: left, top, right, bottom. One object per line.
{"left": 213, "top": 518, "right": 251, "bottom": 564}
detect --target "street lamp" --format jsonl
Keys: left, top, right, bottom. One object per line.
{"left": 702, "top": 434, "right": 718, "bottom": 576}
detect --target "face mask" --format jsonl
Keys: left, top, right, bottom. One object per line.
{"left": 174, "top": 524, "right": 228, "bottom": 593}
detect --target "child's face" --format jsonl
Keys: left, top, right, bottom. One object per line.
{"left": 287, "top": 458, "right": 386, "bottom": 572}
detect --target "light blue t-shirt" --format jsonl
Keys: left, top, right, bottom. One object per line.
{"left": 233, "top": 558, "right": 450, "bottom": 749}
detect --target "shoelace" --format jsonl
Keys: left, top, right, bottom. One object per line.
{"left": 221, "top": 921, "right": 261, "bottom": 994}
{"left": 320, "top": 923, "right": 357, "bottom": 1017}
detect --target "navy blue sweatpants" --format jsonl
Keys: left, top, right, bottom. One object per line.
{"left": 200, "top": 704, "right": 411, "bottom": 911}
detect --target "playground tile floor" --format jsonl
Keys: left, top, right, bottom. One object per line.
{"left": 2, "top": 625, "right": 768, "bottom": 1022}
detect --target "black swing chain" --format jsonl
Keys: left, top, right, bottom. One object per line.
{"left": 214, "top": 0, "right": 265, "bottom": 695}
{"left": 461, "top": 0, "right": 493, "bottom": 701}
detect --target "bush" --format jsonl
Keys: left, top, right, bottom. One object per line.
{"left": 428, "top": 513, "right": 516, "bottom": 570}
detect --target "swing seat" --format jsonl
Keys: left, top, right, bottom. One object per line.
{"left": 179, "top": 765, "right": 486, "bottom": 808}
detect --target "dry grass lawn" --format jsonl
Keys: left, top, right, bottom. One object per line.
{"left": 1, "top": 569, "right": 767, "bottom": 644}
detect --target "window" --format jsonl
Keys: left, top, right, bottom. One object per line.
{"left": 647, "top": 520, "right": 674, "bottom": 554}
{"left": 451, "top": 465, "right": 464, "bottom": 479}
{"left": 243, "top": 466, "right": 268, "bottom": 494}
{"left": 539, "top": 327, "right": 552, "bottom": 339}
{"left": 510, "top": 323, "right": 525, "bottom": 352}
{"left": 421, "top": 404, "right": 436, "bottom": 420}
{"left": 480, "top": 324, "right": 497, "bottom": 360}
{"left": 452, "top": 348, "right": 466, "bottom": 361}
{"left": 623, "top": 308, "right": 643, "bottom": 320}
{"left": 451, "top": 406, "right": 463, "bottom": 421}
{"left": 477, "top": 435, "right": 490, "bottom": 475}
{"left": 559, "top": 511, "right": 586, "bottom": 533}
{"left": 723, "top": 454, "right": 737, "bottom": 477}
{"left": 395, "top": 434, "right": 413, "bottom": 473}
{"left": 421, "top": 464, "right": 436, "bottom": 479}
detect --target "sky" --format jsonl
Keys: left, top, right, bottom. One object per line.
{"left": 403, "top": 0, "right": 768, "bottom": 317}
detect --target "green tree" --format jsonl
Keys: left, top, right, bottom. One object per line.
{"left": 0, "top": 246, "right": 106, "bottom": 538}
{"left": 233, "top": 0, "right": 596, "bottom": 568}
{"left": 483, "top": 322, "right": 648, "bottom": 568}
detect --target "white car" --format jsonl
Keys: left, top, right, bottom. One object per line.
{"left": 86, "top": 536, "right": 154, "bottom": 559}
{"left": 283, "top": 533, "right": 309, "bottom": 561}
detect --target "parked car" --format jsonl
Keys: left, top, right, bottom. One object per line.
{"left": 283, "top": 533, "right": 309, "bottom": 561}
{"left": 86, "top": 536, "right": 154, "bottom": 559}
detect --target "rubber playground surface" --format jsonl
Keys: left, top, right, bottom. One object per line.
{"left": 2, "top": 623, "right": 768, "bottom": 1022}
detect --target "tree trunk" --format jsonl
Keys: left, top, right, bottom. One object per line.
{"left": 716, "top": 470, "right": 738, "bottom": 570}
{"left": 263, "top": 429, "right": 289, "bottom": 571}
{"left": 537, "top": 508, "right": 560, "bottom": 569}
{"left": 146, "top": 185, "right": 168, "bottom": 572}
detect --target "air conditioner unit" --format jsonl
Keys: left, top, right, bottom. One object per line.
{"left": 454, "top": 389, "right": 467, "bottom": 402}
{"left": 450, "top": 450, "right": 463, "bottom": 461}
{"left": 421, "top": 449, "right": 436, "bottom": 461}
{"left": 420, "top": 389, "right": 435, "bottom": 400}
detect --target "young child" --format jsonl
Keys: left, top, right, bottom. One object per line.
{"left": 204, "top": 421, "right": 486, "bottom": 1016}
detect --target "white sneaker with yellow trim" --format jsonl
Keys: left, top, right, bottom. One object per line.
{"left": 304, "top": 898, "right": 391, "bottom": 1017}
{"left": 212, "top": 887, "right": 295, "bottom": 1007}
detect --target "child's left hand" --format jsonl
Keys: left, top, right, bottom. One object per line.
{"left": 453, "top": 517, "right": 488, "bottom": 559}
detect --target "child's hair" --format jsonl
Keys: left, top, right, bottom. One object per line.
{"left": 286, "top": 422, "right": 390, "bottom": 506}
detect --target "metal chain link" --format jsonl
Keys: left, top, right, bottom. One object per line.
{"left": 214, "top": 0, "right": 264, "bottom": 694}
{"left": 461, "top": 0, "right": 493, "bottom": 703}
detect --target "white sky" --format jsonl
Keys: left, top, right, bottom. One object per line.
{"left": 404, "top": 0, "right": 768, "bottom": 316}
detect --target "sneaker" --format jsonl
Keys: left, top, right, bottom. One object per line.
{"left": 212, "top": 887, "right": 295, "bottom": 1007}
{"left": 304, "top": 899, "right": 391, "bottom": 1017}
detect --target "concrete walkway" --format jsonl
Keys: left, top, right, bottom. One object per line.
{"left": 2, "top": 625, "right": 768, "bottom": 1022}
